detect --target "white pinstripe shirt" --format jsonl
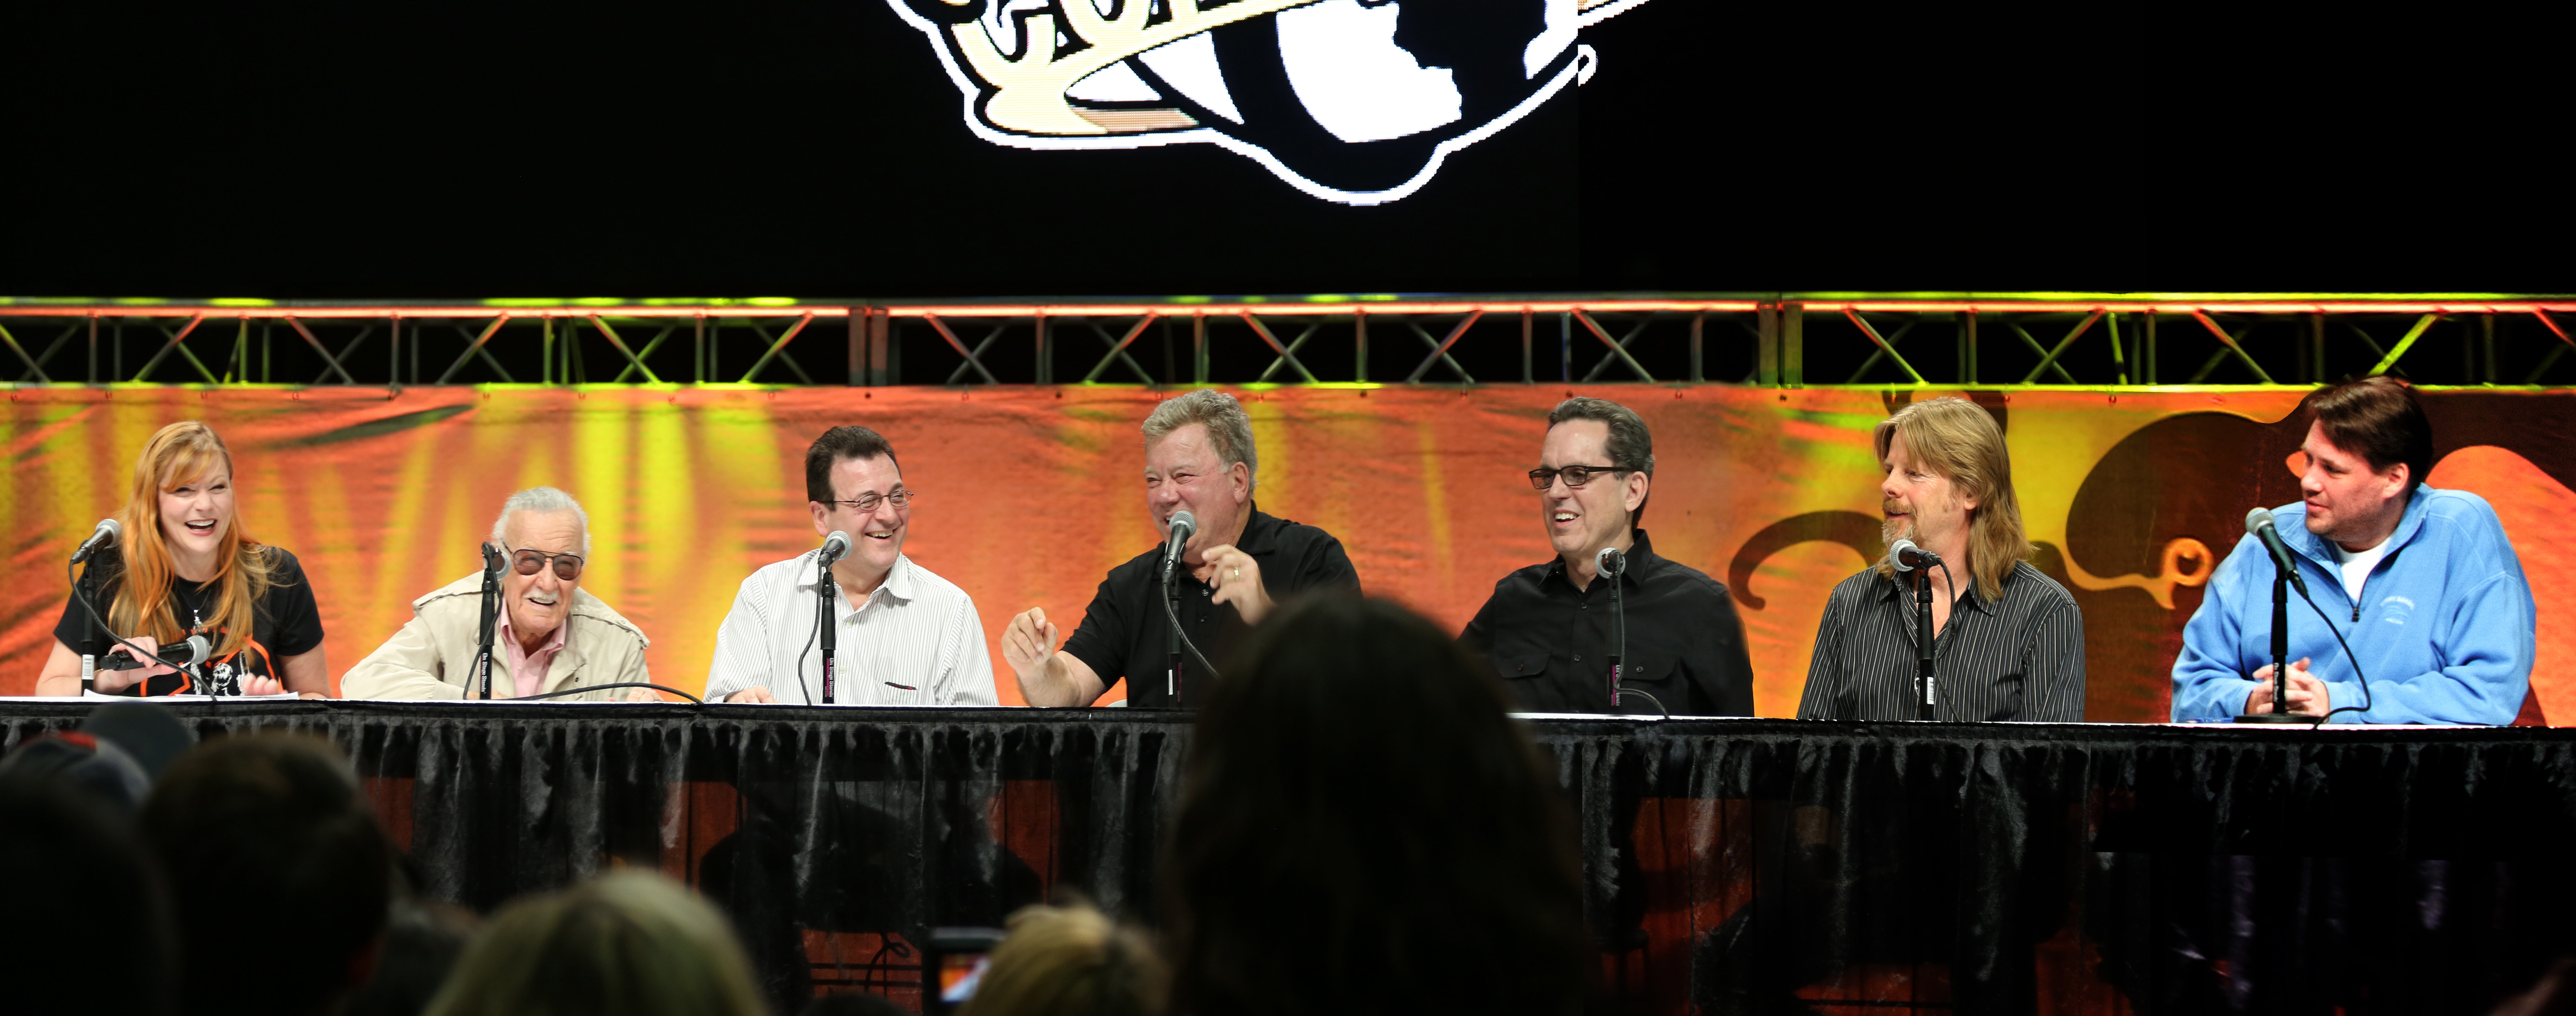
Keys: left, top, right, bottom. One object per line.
{"left": 705, "top": 551, "right": 998, "bottom": 706}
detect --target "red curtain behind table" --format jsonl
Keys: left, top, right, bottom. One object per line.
{"left": 5, "top": 386, "right": 2570, "bottom": 721}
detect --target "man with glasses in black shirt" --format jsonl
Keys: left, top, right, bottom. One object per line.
{"left": 1003, "top": 389, "right": 1360, "bottom": 708}
{"left": 1461, "top": 397, "right": 1754, "bottom": 716}
{"left": 344, "top": 486, "right": 656, "bottom": 701}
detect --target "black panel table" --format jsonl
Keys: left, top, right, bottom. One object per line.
{"left": 7, "top": 703, "right": 2571, "bottom": 1016}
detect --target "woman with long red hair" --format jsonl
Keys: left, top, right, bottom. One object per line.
{"left": 35, "top": 421, "right": 327, "bottom": 697}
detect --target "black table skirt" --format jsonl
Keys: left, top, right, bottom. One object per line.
{"left": 8, "top": 703, "right": 2572, "bottom": 1016}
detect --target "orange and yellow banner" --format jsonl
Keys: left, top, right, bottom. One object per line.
{"left": 5, "top": 385, "right": 2568, "bottom": 721}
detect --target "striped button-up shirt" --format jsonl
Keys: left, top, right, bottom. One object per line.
{"left": 1797, "top": 560, "right": 2087, "bottom": 722}
{"left": 705, "top": 551, "right": 998, "bottom": 706}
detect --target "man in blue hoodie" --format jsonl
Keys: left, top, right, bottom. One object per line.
{"left": 2172, "top": 376, "right": 2535, "bottom": 724}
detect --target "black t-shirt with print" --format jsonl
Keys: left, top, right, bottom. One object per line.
{"left": 55, "top": 546, "right": 325, "bottom": 696}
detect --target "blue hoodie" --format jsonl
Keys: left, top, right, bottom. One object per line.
{"left": 2171, "top": 486, "right": 2535, "bottom": 724}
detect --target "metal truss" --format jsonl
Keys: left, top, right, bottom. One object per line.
{"left": 4, "top": 296, "right": 2572, "bottom": 389}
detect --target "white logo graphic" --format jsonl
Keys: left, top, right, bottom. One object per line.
{"left": 885, "top": 0, "right": 1652, "bottom": 204}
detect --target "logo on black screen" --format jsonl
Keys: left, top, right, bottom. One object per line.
{"left": 886, "top": 0, "right": 1650, "bottom": 205}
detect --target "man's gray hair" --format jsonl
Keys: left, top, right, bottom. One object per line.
{"left": 1142, "top": 389, "right": 1259, "bottom": 489}
{"left": 489, "top": 486, "right": 592, "bottom": 555}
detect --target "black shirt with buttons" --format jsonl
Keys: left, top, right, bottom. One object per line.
{"left": 1061, "top": 506, "right": 1359, "bottom": 709}
{"left": 1460, "top": 529, "right": 1755, "bottom": 716}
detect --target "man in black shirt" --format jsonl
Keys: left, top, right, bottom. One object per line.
{"left": 1461, "top": 397, "right": 1754, "bottom": 716}
{"left": 1003, "top": 389, "right": 1359, "bottom": 708}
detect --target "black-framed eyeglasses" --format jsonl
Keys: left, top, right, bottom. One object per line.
{"left": 826, "top": 489, "right": 920, "bottom": 513}
{"left": 509, "top": 548, "right": 585, "bottom": 581}
{"left": 1528, "top": 464, "right": 1631, "bottom": 490}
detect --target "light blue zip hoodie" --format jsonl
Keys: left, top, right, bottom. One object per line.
{"left": 2171, "top": 485, "right": 2534, "bottom": 724}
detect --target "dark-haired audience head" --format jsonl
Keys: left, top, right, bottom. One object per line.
{"left": 0, "top": 776, "right": 177, "bottom": 1016}
{"left": 0, "top": 702, "right": 196, "bottom": 815}
{"left": 138, "top": 733, "right": 394, "bottom": 1016}
{"left": 424, "top": 871, "right": 765, "bottom": 1016}
{"left": 1165, "top": 596, "right": 1588, "bottom": 1016}
{"left": 961, "top": 901, "right": 1167, "bottom": 1016}
{"left": 0, "top": 731, "right": 152, "bottom": 814}
{"left": 344, "top": 898, "right": 477, "bottom": 1016}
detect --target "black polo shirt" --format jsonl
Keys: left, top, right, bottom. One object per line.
{"left": 1061, "top": 506, "right": 1359, "bottom": 709}
{"left": 1459, "top": 530, "right": 1755, "bottom": 716}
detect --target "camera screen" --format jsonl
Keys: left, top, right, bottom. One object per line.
{"left": 938, "top": 951, "right": 991, "bottom": 1004}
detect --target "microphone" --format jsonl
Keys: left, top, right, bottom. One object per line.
{"left": 819, "top": 530, "right": 852, "bottom": 565}
{"left": 101, "top": 635, "right": 211, "bottom": 672}
{"left": 1159, "top": 510, "right": 1197, "bottom": 582}
{"left": 72, "top": 519, "right": 120, "bottom": 564}
{"left": 1597, "top": 546, "right": 1627, "bottom": 577}
{"left": 2244, "top": 509, "right": 2309, "bottom": 595}
{"left": 1887, "top": 538, "right": 1940, "bottom": 573}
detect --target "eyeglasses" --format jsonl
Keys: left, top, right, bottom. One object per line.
{"left": 510, "top": 548, "right": 586, "bottom": 581}
{"left": 1528, "top": 464, "right": 1631, "bottom": 490}
{"left": 826, "top": 489, "right": 920, "bottom": 513}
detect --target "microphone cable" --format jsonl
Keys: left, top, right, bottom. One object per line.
{"left": 794, "top": 589, "right": 821, "bottom": 706}
{"left": 66, "top": 558, "right": 218, "bottom": 705}
{"left": 2290, "top": 583, "right": 2374, "bottom": 729}
{"left": 510, "top": 682, "right": 706, "bottom": 705}
{"left": 1160, "top": 572, "right": 1223, "bottom": 682}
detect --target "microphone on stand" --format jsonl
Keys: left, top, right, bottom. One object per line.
{"left": 1159, "top": 511, "right": 1196, "bottom": 584}
{"left": 2237, "top": 508, "right": 2311, "bottom": 722}
{"left": 1159, "top": 510, "right": 1198, "bottom": 704}
{"left": 2244, "top": 508, "right": 2309, "bottom": 596}
{"left": 1888, "top": 539, "right": 1938, "bottom": 719}
{"left": 818, "top": 531, "right": 851, "bottom": 704}
{"left": 72, "top": 519, "right": 120, "bottom": 564}
{"left": 474, "top": 542, "right": 505, "bottom": 700}
{"left": 1887, "top": 538, "right": 1941, "bottom": 573}
{"left": 100, "top": 635, "right": 212, "bottom": 672}
{"left": 1597, "top": 547, "right": 1631, "bottom": 712}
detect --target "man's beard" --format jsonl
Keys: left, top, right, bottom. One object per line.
{"left": 1881, "top": 498, "right": 1917, "bottom": 548}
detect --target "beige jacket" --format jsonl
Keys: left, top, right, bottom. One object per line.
{"left": 340, "top": 574, "right": 651, "bottom": 701}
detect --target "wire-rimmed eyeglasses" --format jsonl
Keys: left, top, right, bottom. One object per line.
{"left": 826, "top": 489, "right": 921, "bottom": 513}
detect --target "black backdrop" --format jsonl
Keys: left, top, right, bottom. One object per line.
{"left": 2, "top": 0, "right": 2565, "bottom": 298}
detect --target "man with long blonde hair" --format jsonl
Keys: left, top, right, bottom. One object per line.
{"left": 1797, "top": 397, "right": 2085, "bottom": 721}
{"left": 35, "top": 421, "right": 327, "bottom": 697}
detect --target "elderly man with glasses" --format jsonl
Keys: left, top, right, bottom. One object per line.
{"left": 705, "top": 426, "right": 997, "bottom": 706}
{"left": 343, "top": 486, "right": 656, "bottom": 701}
{"left": 1460, "top": 397, "right": 1754, "bottom": 716}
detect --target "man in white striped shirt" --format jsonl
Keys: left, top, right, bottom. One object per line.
{"left": 705, "top": 426, "right": 998, "bottom": 706}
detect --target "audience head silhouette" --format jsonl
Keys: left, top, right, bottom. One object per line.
{"left": 960, "top": 900, "right": 1167, "bottom": 1016}
{"left": 1165, "top": 595, "right": 1589, "bottom": 1016}
{"left": 424, "top": 871, "right": 765, "bottom": 1016}
{"left": 0, "top": 775, "right": 177, "bottom": 1016}
{"left": 139, "top": 733, "right": 394, "bottom": 1016}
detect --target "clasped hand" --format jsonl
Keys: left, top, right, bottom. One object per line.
{"left": 2245, "top": 657, "right": 2329, "bottom": 716}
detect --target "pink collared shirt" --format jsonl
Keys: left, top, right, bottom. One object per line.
{"left": 498, "top": 612, "right": 570, "bottom": 698}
